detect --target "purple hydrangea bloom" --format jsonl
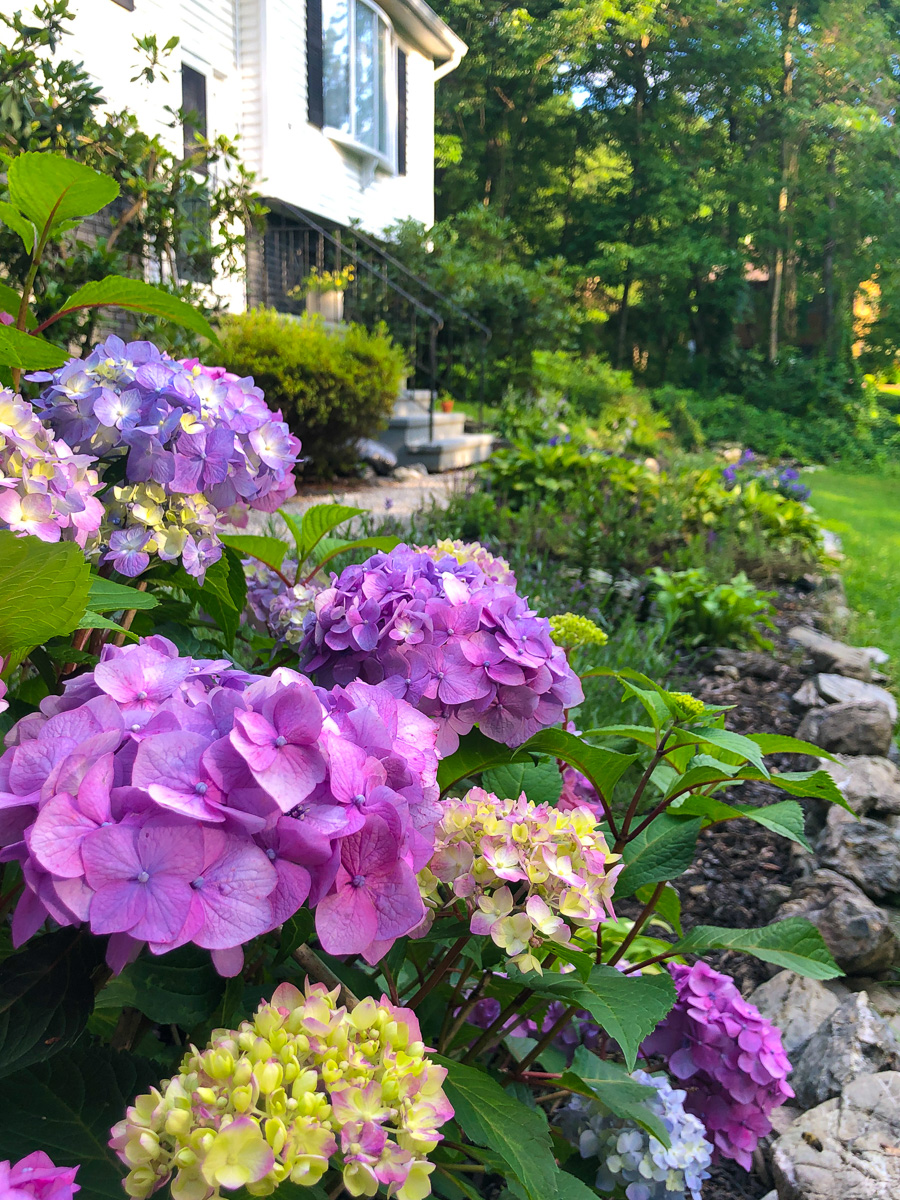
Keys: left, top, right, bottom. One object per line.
{"left": 0, "top": 639, "right": 438, "bottom": 975}
{"left": 0, "top": 391, "right": 103, "bottom": 547}
{"left": 301, "top": 545, "right": 583, "bottom": 754}
{"left": 0, "top": 1152, "right": 80, "bottom": 1200}
{"left": 641, "top": 961, "right": 794, "bottom": 1169}
{"left": 29, "top": 339, "right": 301, "bottom": 581}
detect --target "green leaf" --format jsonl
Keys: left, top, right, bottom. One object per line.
{"left": 512, "top": 965, "right": 676, "bottom": 1070}
{"left": 434, "top": 1057, "right": 559, "bottom": 1200}
{"left": 0, "top": 1044, "right": 157, "bottom": 1198}
{"left": 0, "top": 929, "right": 107, "bottom": 1079}
{"left": 437, "top": 729, "right": 531, "bottom": 793}
{"left": 763, "top": 768, "right": 854, "bottom": 813}
{"left": 77, "top": 610, "right": 138, "bottom": 641}
{"left": 293, "top": 502, "right": 365, "bottom": 564}
{"left": 187, "top": 548, "right": 247, "bottom": 649}
{"left": 0, "top": 282, "right": 35, "bottom": 328}
{"left": 219, "top": 533, "right": 290, "bottom": 572}
{"left": 635, "top": 882, "right": 682, "bottom": 936}
{"left": 0, "top": 533, "right": 90, "bottom": 655}
{"left": 87, "top": 576, "right": 159, "bottom": 613}
{"left": 671, "top": 794, "right": 811, "bottom": 850}
{"left": 8, "top": 152, "right": 119, "bottom": 232}
{"left": 275, "top": 910, "right": 316, "bottom": 965}
{"left": 615, "top": 815, "right": 703, "bottom": 897}
{"left": 55, "top": 276, "right": 215, "bottom": 342}
{"left": 561, "top": 1047, "right": 670, "bottom": 1145}
{"left": 97, "top": 946, "right": 225, "bottom": 1029}
{"left": 0, "top": 324, "right": 68, "bottom": 369}
{"left": 674, "top": 918, "right": 843, "bottom": 979}
{"left": 523, "top": 727, "right": 639, "bottom": 807}
{"left": 552, "top": 1170, "right": 602, "bottom": 1200}
{"left": 683, "top": 724, "right": 768, "bottom": 774}
{"left": 311, "top": 534, "right": 403, "bottom": 574}
{"left": 483, "top": 758, "right": 563, "bottom": 806}
{"left": 0, "top": 200, "right": 38, "bottom": 254}
{"left": 748, "top": 732, "right": 836, "bottom": 761}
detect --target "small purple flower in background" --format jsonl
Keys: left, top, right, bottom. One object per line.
{"left": 0, "top": 1152, "right": 80, "bottom": 1200}
{"left": 28, "top": 339, "right": 301, "bottom": 580}
{"left": 641, "top": 961, "right": 793, "bottom": 1169}
{"left": 0, "top": 639, "right": 438, "bottom": 974}
{"left": 302, "top": 544, "right": 579, "bottom": 753}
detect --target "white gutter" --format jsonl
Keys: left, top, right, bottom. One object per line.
{"left": 433, "top": 41, "right": 466, "bottom": 81}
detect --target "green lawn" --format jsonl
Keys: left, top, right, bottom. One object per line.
{"left": 810, "top": 470, "right": 900, "bottom": 674}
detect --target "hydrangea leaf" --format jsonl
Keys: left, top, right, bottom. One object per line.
{"left": 311, "top": 534, "right": 403, "bottom": 574}
{"left": 615, "top": 815, "right": 703, "bottom": 897}
{"left": 87, "top": 575, "right": 160, "bottom": 613}
{"left": 635, "top": 881, "right": 683, "bottom": 936}
{"left": 747, "top": 767, "right": 853, "bottom": 813}
{"left": 510, "top": 965, "right": 677, "bottom": 1070}
{"left": 282, "top": 502, "right": 365, "bottom": 565}
{"left": 0, "top": 324, "right": 68, "bottom": 369}
{"left": 182, "top": 547, "right": 247, "bottom": 648}
{"left": 522, "top": 728, "right": 639, "bottom": 806}
{"left": 52, "top": 276, "right": 215, "bottom": 342}
{"left": 434, "top": 1056, "right": 559, "bottom": 1200}
{"left": 8, "top": 152, "right": 119, "bottom": 232}
{"left": 95, "top": 946, "right": 226, "bottom": 1029}
{"left": 561, "top": 1048, "right": 670, "bottom": 1145}
{"left": 0, "top": 532, "right": 90, "bottom": 655}
{"left": 483, "top": 757, "right": 562, "bottom": 806}
{"left": 219, "top": 533, "right": 290, "bottom": 572}
{"left": 674, "top": 918, "right": 843, "bottom": 979}
{"left": 669, "top": 794, "right": 812, "bottom": 850}
{"left": 436, "top": 728, "right": 532, "bottom": 794}
{"left": 0, "top": 929, "right": 107, "bottom": 1079}
{"left": 0, "top": 1044, "right": 157, "bottom": 1198}
{"left": 0, "top": 282, "right": 35, "bottom": 328}
{"left": 0, "top": 200, "right": 38, "bottom": 254}
{"left": 77, "top": 610, "right": 138, "bottom": 641}
{"left": 748, "top": 732, "right": 837, "bottom": 761}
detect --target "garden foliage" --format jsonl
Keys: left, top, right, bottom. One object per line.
{"left": 0, "top": 152, "right": 852, "bottom": 1200}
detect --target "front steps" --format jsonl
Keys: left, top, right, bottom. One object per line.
{"left": 382, "top": 390, "right": 494, "bottom": 472}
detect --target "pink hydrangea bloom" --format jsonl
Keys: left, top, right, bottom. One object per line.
{"left": 0, "top": 1152, "right": 80, "bottom": 1200}
{"left": 641, "top": 961, "right": 794, "bottom": 1169}
{"left": 0, "top": 638, "right": 438, "bottom": 973}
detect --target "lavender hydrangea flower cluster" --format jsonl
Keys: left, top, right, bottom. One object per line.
{"left": 721, "top": 453, "right": 811, "bottom": 502}
{"left": 111, "top": 980, "right": 453, "bottom": 1200}
{"left": 29, "top": 338, "right": 301, "bottom": 581}
{"left": 0, "top": 391, "right": 103, "bottom": 545}
{"left": 557, "top": 1069, "right": 713, "bottom": 1200}
{"left": 0, "top": 1153, "right": 80, "bottom": 1200}
{"left": 0, "top": 638, "right": 438, "bottom": 975}
{"left": 302, "top": 545, "right": 583, "bottom": 753}
{"left": 418, "top": 539, "right": 516, "bottom": 587}
{"left": 244, "top": 558, "right": 324, "bottom": 646}
{"left": 641, "top": 961, "right": 794, "bottom": 1169}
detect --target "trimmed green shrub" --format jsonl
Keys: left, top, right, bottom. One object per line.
{"left": 212, "top": 309, "right": 407, "bottom": 477}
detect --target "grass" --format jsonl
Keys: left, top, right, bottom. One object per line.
{"left": 810, "top": 469, "right": 900, "bottom": 673}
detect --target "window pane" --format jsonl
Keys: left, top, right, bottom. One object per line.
{"left": 354, "top": 0, "right": 377, "bottom": 150}
{"left": 377, "top": 18, "right": 389, "bottom": 155}
{"left": 323, "top": 0, "right": 351, "bottom": 133}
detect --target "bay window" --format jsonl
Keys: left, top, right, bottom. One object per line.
{"left": 322, "top": 0, "right": 394, "bottom": 161}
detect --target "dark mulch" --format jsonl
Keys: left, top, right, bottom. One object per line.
{"left": 665, "top": 585, "right": 824, "bottom": 1199}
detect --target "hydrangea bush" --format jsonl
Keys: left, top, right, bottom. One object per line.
{"left": 0, "top": 152, "right": 849, "bottom": 1200}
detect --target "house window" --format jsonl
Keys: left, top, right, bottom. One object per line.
{"left": 322, "top": 0, "right": 393, "bottom": 161}
{"left": 181, "top": 65, "right": 208, "bottom": 168}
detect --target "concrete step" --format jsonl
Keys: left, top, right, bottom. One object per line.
{"left": 402, "top": 432, "right": 494, "bottom": 473}
{"left": 381, "top": 410, "right": 467, "bottom": 454}
{"left": 394, "top": 390, "right": 436, "bottom": 417}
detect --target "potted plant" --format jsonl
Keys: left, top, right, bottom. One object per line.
{"left": 298, "top": 265, "right": 355, "bottom": 323}
{"left": 440, "top": 395, "right": 455, "bottom": 413}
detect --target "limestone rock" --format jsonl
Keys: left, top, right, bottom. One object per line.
{"left": 864, "top": 646, "right": 890, "bottom": 666}
{"left": 772, "top": 1072, "right": 900, "bottom": 1200}
{"left": 709, "top": 648, "right": 782, "bottom": 679}
{"left": 792, "top": 679, "right": 825, "bottom": 713}
{"left": 819, "top": 755, "right": 900, "bottom": 817}
{"left": 816, "top": 808, "right": 900, "bottom": 903}
{"left": 748, "top": 971, "right": 844, "bottom": 1057}
{"left": 787, "top": 627, "right": 872, "bottom": 681}
{"left": 791, "top": 993, "right": 900, "bottom": 1109}
{"left": 815, "top": 674, "right": 898, "bottom": 723}
{"left": 796, "top": 702, "right": 894, "bottom": 757}
{"left": 775, "top": 870, "right": 899, "bottom": 974}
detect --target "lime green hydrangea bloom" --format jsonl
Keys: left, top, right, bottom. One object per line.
{"left": 668, "top": 691, "right": 706, "bottom": 720}
{"left": 110, "top": 981, "right": 454, "bottom": 1200}
{"left": 549, "top": 612, "right": 608, "bottom": 651}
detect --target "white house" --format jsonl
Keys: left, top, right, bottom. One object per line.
{"left": 59, "top": 0, "right": 466, "bottom": 305}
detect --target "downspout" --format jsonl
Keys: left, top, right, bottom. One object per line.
{"left": 433, "top": 44, "right": 466, "bottom": 82}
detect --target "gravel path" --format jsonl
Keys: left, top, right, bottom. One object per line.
{"left": 246, "top": 470, "right": 475, "bottom": 538}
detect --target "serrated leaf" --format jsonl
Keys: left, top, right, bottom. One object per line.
{"left": 684, "top": 724, "right": 768, "bottom": 774}
{"left": 185, "top": 548, "right": 247, "bottom": 649}
{"left": 437, "top": 729, "right": 532, "bottom": 793}
{"left": 0, "top": 282, "right": 35, "bottom": 328}
{"left": 55, "top": 276, "right": 215, "bottom": 341}
{"left": 295, "top": 503, "right": 365, "bottom": 563}
{"left": 97, "top": 946, "right": 226, "bottom": 1029}
{"left": 483, "top": 757, "right": 563, "bottom": 806}
{"left": 0, "top": 929, "right": 107, "bottom": 1078}
{"left": 219, "top": 533, "right": 290, "bottom": 572}
{"left": 523, "top": 728, "right": 638, "bottom": 808}
{"left": 561, "top": 1047, "right": 670, "bottom": 1145}
{"left": 77, "top": 610, "right": 138, "bottom": 641}
{"left": 615, "top": 815, "right": 703, "bottom": 897}
{"left": 0, "top": 324, "right": 68, "bottom": 369}
{"left": 511, "top": 965, "right": 676, "bottom": 1070}
{"left": 0, "top": 532, "right": 90, "bottom": 655}
{"left": 748, "top": 732, "right": 836, "bottom": 761}
{"left": 0, "top": 1044, "right": 157, "bottom": 1198}
{"left": 670, "top": 794, "right": 811, "bottom": 850}
{"left": 764, "top": 768, "right": 854, "bottom": 813}
{"left": 635, "top": 882, "right": 682, "bottom": 936}
{"left": 312, "top": 534, "right": 403, "bottom": 575}
{"left": 8, "top": 152, "right": 119, "bottom": 231}
{"left": 674, "top": 918, "right": 843, "bottom": 979}
{"left": 0, "top": 200, "right": 38, "bottom": 254}
{"left": 87, "top": 576, "right": 159, "bottom": 613}
{"left": 434, "top": 1057, "right": 559, "bottom": 1200}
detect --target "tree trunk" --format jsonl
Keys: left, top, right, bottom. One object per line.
{"left": 616, "top": 266, "right": 633, "bottom": 369}
{"left": 769, "top": 2, "right": 798, "bottom": 364}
